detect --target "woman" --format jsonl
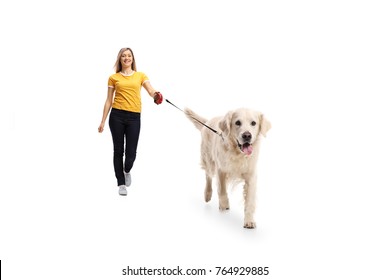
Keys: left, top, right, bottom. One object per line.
{"left": 98, "top": 47, "right": 163, "bottom": 196}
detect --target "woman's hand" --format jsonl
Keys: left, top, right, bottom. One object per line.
{"left": 98, "top": 123, "right": 105, "bottom": 133}
{"left": 154, "top": 92, "right": 163, "bottom": 105}
{"left": 99, "top": 87, "right": 114, "bottom": 133}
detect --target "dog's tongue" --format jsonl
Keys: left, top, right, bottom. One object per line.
{"left": 243, "top": 144, "right": 253, "bottom": 156}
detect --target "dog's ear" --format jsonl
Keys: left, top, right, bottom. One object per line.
{"left": 219, "top": 111, "right": 233, "bottom": 135}
{"left": 259, "top": 114, "right": 271, "bottom": 137}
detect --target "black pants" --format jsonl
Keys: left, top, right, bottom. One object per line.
{"left": 109, "top": 108, "right": 141, "bottom": 186}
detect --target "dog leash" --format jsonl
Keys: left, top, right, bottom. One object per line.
{"left": 165, "top": 99, "right": 224, "bottom": 140}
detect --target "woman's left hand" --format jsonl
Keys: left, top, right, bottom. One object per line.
{"left": 154, "top": 92, "right": 163, "bottom": 105}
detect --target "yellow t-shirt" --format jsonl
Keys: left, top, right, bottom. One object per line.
{"left": 108, "top": 71, "right": 149, "bottom": 113}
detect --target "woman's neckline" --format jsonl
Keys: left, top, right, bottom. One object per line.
{"left": 120, "top": 71, "right": 135, "bottom": 76}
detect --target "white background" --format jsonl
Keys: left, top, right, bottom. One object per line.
{"left": 1, "top": 0, "right": 389, "bottom": 279}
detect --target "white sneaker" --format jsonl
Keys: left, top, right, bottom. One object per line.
{"left": 118, "top": 185, "right": 127, "bottom": 196}
{"left": 124, "top": 172, "right": 131, "bottom": 187}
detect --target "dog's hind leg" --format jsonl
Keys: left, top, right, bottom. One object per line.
{"left": 204, "top": 174, "right": 213, "bottom": 202}
{"left": 217, "top": 171, "right": 230, "bottom": 210}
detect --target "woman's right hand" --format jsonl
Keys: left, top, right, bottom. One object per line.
{"left": 98, "top": 123, "right": 105, "bottom": 133}
{"left": 99, "top": 87, "right": 115, "bottom": 133}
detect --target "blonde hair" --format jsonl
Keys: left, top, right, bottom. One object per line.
{"left": 114, "top": 47, "right": 137, "bottom": 73}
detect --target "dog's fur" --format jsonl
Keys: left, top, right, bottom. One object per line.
{"left": 184, "top": 108, "right": 271, "bottom": 229}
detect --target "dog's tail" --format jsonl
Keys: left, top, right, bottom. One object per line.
{"left": 184, "top": 108, "right": 208, "bottom": 131}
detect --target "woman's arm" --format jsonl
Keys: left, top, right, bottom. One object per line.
{"left": 98, "top": 87, "right": 115, "bottom": 133}
{"left": 142, "top": 81, "right": 158, "bottom": 98}
{"left": 143, "top": 81, "right": 163, "bottom": 104}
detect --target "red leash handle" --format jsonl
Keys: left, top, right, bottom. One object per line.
{"left": 153, "top": 92, "right": 163, "bottom": 105}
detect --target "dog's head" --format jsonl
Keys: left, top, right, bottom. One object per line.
{"left": 219, "top": 108, "right": 271, "bottom": 156}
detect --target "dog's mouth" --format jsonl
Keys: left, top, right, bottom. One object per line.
{"left": 237, "top": 141, "right": 253, "bottom": 156}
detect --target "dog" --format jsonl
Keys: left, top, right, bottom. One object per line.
{"left": 184, "top": 108, "right": 271, "bottom": 229}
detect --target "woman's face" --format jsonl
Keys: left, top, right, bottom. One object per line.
{"left": 120, "top": 50, "right": 133, "bottom": 69}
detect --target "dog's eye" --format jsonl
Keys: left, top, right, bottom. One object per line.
{"left": 235, "top": 120, "right": 241, "bottom": 126}
{"left": 251, "top": 121, "right": 257, "bottom": 126}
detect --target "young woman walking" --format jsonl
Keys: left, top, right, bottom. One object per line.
{"left": 98, "top": 47, "right": 163, "bottom": 196}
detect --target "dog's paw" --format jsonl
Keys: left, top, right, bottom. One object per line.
{"left": 243, "top": 222, "right": 256, "bottom": 229}
{"left": 204, "top": 191, "right": 212, "bottom": 202}
{"left": 219, "top": 197, "right": 230, "bottom": 211}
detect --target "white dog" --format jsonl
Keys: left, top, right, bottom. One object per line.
{"left": 184, "top": 108, "right": 271, "bottom": 228}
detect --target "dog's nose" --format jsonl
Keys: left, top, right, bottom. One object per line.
{"left": 242, "top": 131, "right": 252, "bottom": 142}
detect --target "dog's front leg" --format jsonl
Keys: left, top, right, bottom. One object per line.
{"left": 243, "top": 175, "right": 257, "bottom": 229}
{"left": 217, "top": 171, "right": 230, "bottom": 210}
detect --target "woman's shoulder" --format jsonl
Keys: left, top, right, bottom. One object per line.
{"left": 108, "top": 72, "right": 123, "bottom": 82}
{"left": 109, "top": 72, "right": 121, "bottom": 78}
{"left": 134, "top": 71, "right": 149, "bottom": 79}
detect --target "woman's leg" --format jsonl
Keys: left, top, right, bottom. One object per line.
{"left": 109, "top": 110, "right": 126, "bottom": 186}
{"left": 124, "top": 113, "right": 141, "bottom": 174}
